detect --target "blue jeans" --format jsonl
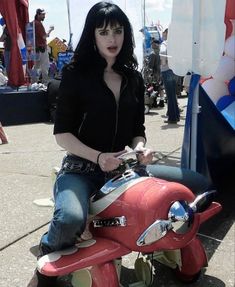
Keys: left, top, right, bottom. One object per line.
{"left": 41, "top": 155, "right": 105, "bottom": 253}
{"left": 41, "top": 155, "right": 210, "bottom": 253}
{"left": 161, "top": 69, "right": 180, "bottom": 121}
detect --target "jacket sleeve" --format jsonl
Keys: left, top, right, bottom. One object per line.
{"left": 132, "top": 71, "right": 146, "bottom": 140}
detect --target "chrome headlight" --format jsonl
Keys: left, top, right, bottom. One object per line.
{"left": 168, "top": 200, "right": 193, "bottom": 234}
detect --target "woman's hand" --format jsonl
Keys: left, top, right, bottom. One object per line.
{"left": 134, "top": 144, "right": 153, "bottom": 165}
{"left": 97, "top": 150, "right": 126, "bottom": 172}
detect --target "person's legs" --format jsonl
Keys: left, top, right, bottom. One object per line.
{"left": 28, "top": 171, "right": 100, "bottom": 287}
{"left": 146, "top": 164, "right": 211, "bottom": 195}
{"left": 0, "top": 122, "right": 8, "bottom": 144}
{"left": 31, "top": 53, "right": 41, "bottom": 84}
{"left": 39, "top": 51, "right": 50, "bottom": 84}
{"left": 41, "top": 172, "right": 97, "bottom": 252}
{"left": 162, "top": 69, "right": 180, "bottom": 122}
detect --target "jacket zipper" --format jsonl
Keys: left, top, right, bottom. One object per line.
{"left": 78, "top": 112, "right": 87, "bottom": 136}
{"left": 110, "top": 74, "right": 128, "bottom": 151}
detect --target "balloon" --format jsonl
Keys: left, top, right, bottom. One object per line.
{"left": 201, "top": 78, "right": 229, "bottom": 103}
{"left": 225, "top": 0, "right": 235, "bottom": 24}
{"left": 224, "top": 35, "right": 235, "bottom": 59}
{"left": 216, "top": 95, "right": 235, "bottom": 111}
{"left": 212, "top": 55, "right": 235, "bottom": 81}
{"left": 225, "top": 18, "right": 235, "bottom": 39}
{"left": 228, "top": 76, "right": 235, "bottom": 96}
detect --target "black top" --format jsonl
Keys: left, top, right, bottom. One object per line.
{"left": 54, "top": 65, "right": 146, "bottom": 152}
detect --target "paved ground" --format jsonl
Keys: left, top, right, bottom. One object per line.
{"left": 0, "top": 96, "right": 234, "bottom": 287}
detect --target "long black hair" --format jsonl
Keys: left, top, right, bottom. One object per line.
{"left": 70, "top": 2, "right": 138, "bottom": 70}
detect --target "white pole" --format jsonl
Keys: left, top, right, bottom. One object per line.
{"left": 143, "top": 0, "right": 146, "bottom": 27}
{"left": 190, "top": 0, "right": 201, "bottom": 171}
{"left": 66, "top": 0, "right": 73, "bottom": 50}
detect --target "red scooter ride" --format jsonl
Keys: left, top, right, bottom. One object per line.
{"left": 37, "top": 152, "right": 222, "bottom": 287}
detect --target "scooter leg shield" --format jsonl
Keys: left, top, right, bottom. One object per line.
{"left": 90, "top": 261, "right": 119, "bottom": 287}
{"left": 179, "top": 237, "right": 207, "bottom": 275}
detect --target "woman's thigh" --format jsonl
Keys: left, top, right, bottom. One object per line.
{"left": 54, "top": 172, "right": 97, "bottom": 223}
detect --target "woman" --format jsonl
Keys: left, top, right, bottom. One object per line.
{"left": 27, "top": 2, "right": 210, "bottom": 286}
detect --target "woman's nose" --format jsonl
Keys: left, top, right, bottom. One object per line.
{"left": 108, "top": 33, "right": 115, "bottom": 43}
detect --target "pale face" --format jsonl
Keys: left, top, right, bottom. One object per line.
{"left": 38, "top": 13, "right": 45, "bottom": 21}
{"left": 94, "top": 23, "right": 124, "bottom": 63}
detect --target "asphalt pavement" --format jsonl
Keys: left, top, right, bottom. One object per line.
{"left": 0, "top": 96, "right": 234, "bottom": 287}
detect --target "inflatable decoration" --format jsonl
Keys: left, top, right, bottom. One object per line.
{"left": 212, "top": 55, "right": 235, "bottom": 82}
{"left": 216, "top": 95, "right": 235, "bottom": 111}
{"left": 224, "top": 33, "right": 235, "bottom": 59}
{"left": 221, "top": 100, "right": 235, "bottom": 129}
{"left": 202, "top": 12, "right": 235, "bottom": 106}
{"left": 201, "top": 78, "right": 229, "bottom": 103}
{"left": 224, "top": 0, "right": 235, "bottom": 38}
{"left": 228, "top": 76, "right": 235, "bottom": 96}
{"left": 215, "top": 77, "right": 235, "bottom": 130}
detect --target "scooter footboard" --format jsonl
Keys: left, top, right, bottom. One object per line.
{"left": 37, "top": 237, "right": 130, "bottom": 277}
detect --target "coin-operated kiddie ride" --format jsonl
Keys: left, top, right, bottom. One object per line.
{"left": 37, "top": 153, "right": 222, "bottom": 287}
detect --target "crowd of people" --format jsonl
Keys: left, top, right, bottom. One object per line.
{"left": 0, "top": 8, "right": 60, "bottom": 87}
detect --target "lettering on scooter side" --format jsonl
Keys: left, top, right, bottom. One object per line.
{"left": 93, "top": 216, "right": 127, "bottom": 228}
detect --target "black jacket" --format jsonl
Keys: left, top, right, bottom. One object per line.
{"left": 54, "top": 65, "right": 146, "bottom": 152}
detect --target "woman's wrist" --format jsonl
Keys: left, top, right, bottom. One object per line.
{"left": 96, "top": 152, "right": 103, "bottom": 165}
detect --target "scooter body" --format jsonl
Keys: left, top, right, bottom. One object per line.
{"left": 37, "top": 160, "right": 222, "bottom": 286}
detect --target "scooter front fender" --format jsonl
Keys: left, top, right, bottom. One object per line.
{"left": 38, "top": 237, "right": 131, "bottom": 277}
{"left": 179, "top": 236, "right": 208, "bottom": 275}
{"left": 199, "top": 202, "right": 222, "bottom": 224}
{"left": 90, "top": 261, "right": 120, "bottom": 287}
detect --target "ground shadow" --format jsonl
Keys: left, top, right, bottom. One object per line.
{"left": 120, "top": 263, "right": 226, "bottom": 287}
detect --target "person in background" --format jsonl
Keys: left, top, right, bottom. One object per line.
{"left": 160, "top": 28, "right": 180, "bottom": 123}
{"left": 32, "top": 8, "right": 54, "bottom": 85}
{"left": 0, "top": 25, "right": 11, "bottom": 76}
{"left": 48, "top": 57, "right": 57, "bottom": 79}
{"left": 148, "top": 38, "right": 161, "bottom": 83}
{"left": 148, "top": 38, "right": 165, "bottom": 106}
{"left": 0, "top": 122, "right": 8, "bottom": 144}
{"left": 27, "top": 2, "right": 211, "bottom": 286}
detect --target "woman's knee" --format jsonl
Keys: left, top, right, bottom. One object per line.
{"left": 57, "top": 207, "right": 87, "bottom": 234}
